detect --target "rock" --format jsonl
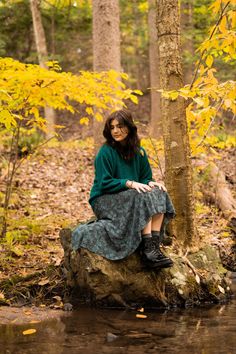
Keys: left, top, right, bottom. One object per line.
{"left": 106, "top": 332, "right": 119, "bottom": 343}
{"left": 60, "top": 227, "right": 232, "bottom": 308}
{"left": 63, "top": 302, "right": 73, "bottom": 311}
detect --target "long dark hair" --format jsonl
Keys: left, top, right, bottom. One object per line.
{"left": 103, "top": 109, "right": 140, "bottom": 160}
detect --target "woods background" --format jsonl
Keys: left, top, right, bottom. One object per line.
{"left": 0, "top": 0, "right": 235, "bottom": 306}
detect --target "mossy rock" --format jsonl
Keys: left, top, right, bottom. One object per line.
{"left": 60, "top": 228, "right": 232, "bottom": 308}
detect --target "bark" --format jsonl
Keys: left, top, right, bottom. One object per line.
{"left": 92, "top": 0, "right": 121, "bottom": 150}
{"left": 148, "top": 0, "right": 162, "bottom": 138}
{"left": 156, "top": 0, "right": 195, "bottom": 246}
{"left": 180, "top": 0, "right": 194, "bottom": 84}
{"left": 30, "top": 0, "right": 55, "bottom": 137}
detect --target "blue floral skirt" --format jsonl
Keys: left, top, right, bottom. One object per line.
{"left": 71, "top": 188, "right": 175, "bottom": 260}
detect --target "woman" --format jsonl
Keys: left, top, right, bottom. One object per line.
{"left": 72, "top": 109, "right": 175, "bottom": 269}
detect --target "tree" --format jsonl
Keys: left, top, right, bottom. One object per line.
{"left": 156, "top": 0, "right": 195, "bottom": 246}
{"left": 148, "top": 0, "right": 161, "bottom": 137}
{"left": 92, "top": 0, "right": 121, "bottom": 149}
{"left": 180, "top": 0, "right": 194, "bottom": 84}
{"left": 30, "top": 0, "right": 56, "bottom": 137}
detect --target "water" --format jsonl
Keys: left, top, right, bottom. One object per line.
{"left": 1, "top": 284, "right": 236, "bottom": 354}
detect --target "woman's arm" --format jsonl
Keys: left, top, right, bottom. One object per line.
{"left": 139, "top": 148, "right": 153, "bottom": 184}
{"left": 94, "top": 146, "right": 128, "bottom": 193}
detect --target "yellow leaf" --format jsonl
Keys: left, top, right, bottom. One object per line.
{"left": 86, "top": 107, "right": 94, "bottom": 115}
{"left": 79, "top": 117, "right": 89, "bottom": 125}
{"left": 169, "top": 91, "right": 179, "bottom": 100}
{"left": 219, "top": 15, "right": 227, "bottom": 34}
{"left": 94, "top": 112, "right": 104, "bottom": 122}
{"left": 206, "top": 55, "right": 214, "bottom": 68}
{"left": 23, "top": 329, "right": 37, "bottom": 335}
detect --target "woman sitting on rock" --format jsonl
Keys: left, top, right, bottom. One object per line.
{"left": 71, "top": 109, "right": 175, "bottom": 269}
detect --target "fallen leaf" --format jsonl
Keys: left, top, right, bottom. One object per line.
{"left": 53, "top": 296, "right": 62, "bottom": 302}
{"left": 23, "top": 311, "right": 32, "bottom": 316}
{"left": 136, "top": 314, "right": 147, "bottom": 319}
{"left": 29, "top": 320, "right": 41, "bottom": 324}
{"left": 137, "top": 307, "right": 144, "bottom": 312}
{"left": 23, "top": 329, "right": 37, "bottom": 335}
{"left": 195, "top": 274, "right": 201, "bottom": 284}
{"left": 38, "top": 279, "right": 49, "bottom": 286}
{"left": 11, "top": 318, "right": 18, "bottom": 323}
{"left": 126, "top": 333, "right": 152, "bottom": 338}
{"left": 218, "top": 285, "right": 225, "bottom": 293}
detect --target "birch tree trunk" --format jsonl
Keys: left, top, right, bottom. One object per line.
{"left": 92, "top": 0, "right": 121, "bottom": 150}
{"left": 148, "top": 0, "right": 162, "bottom": 138}
{"left": 156, "top": 0, "right": 195, "bottom": 246}
{"left": 30, "top": 0, "right": 55, "bottom": 137}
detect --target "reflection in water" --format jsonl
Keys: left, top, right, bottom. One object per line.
{"left": 1, "top": 285, "right": 236, "bottom": 354}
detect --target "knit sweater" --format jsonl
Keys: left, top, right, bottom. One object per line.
{"left": 89, "top": 144, "right": 153, "bottom": 206}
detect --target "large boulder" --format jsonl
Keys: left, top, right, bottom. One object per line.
{"left": 60, "top": 228, "right": 232, "bottom": 308}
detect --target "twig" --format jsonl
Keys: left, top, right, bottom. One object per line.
{"left": 148, "top": 136, "right": 164, "bottom": 180}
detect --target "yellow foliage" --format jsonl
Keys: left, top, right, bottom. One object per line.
{"left": 0, "top": 58, "right": 141, "bottom": 134}
{"left": 160, "top": 0, "right": 235, "bottom": 158}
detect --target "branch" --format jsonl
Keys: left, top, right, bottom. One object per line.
{"left": 148, "top": 136, "right": 164, "bottom": 180}
{"left": 15, "top": 135, "right": 56, "bottom": 173}
{"left": 190, "top": 1, "right": 230, "bottom": 89}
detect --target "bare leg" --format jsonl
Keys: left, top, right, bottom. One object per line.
{"left": 151, "top": 213, "right": 164, "bottom": 232}
{"left": 141, "top": 219, "right": 152, "bottom": 235}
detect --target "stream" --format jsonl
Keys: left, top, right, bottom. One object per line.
{"left": 1, "top": 282, "right": 235, "bottom": 354}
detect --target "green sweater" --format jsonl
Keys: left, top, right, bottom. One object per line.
{"left": 89, "top": 144, "right": 153, "bottom": 206}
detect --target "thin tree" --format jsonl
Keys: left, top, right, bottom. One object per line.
{"left": 148, "top": 0, "right": 161, "bottom": 137}
{"left": 30, "top": 0, "right": 56, "bottom": 137}
{"left": 156, "top": 0, "right": 195, "bottom": 246}
{"left": 92, "top": 0, "right": 121, "bottom": 150}
{"left": 180, "top": 0, "right": 194, "bottom": 84}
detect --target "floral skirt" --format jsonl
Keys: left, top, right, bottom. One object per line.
{"left": 71, "top": 188, "right": 175, "bottom": 260}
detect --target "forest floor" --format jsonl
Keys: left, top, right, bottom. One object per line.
{"left": 0, "top": 124, "right": 235, "bottom": 311}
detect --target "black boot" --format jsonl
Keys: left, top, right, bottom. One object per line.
{"left": 141, "top": 237, "right": 173, "bottom": 269}
{"left": 152, "top": 232, "right": 173, "bottom": 268}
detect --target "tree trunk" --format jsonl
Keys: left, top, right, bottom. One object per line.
{"left": 30, "top": 0, "right": 55, "bottom": 137}
{"left": 92, "top": 0, "right": 121, "bottom": 150}
{"left": 198, "top": 160, "right": 236, "bottom": 222}
{"left": 148, "top": 0, "right": 162, "bottom": 138}
{"left": 156, "top": 0, "right": 195, "bottom": 246}
{"left": 180, "top": 0, "right": 194, "bottom": 84}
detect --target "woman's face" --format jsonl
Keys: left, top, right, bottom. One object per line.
{"left": 110, "top": 119, "right": 129, "bottom": 143}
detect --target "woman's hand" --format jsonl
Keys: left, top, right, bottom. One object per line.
{"left": 126, "top": 181, "right": 152, "bottom": 193}
{"left": 148, "top": 181, "right": 167, "bottom": 192}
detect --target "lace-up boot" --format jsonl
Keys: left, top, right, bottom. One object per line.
{"left": 141, "top": 236, "right": 173, "bottom": 269}
{"left": 152, "top": 231, "right": 173, "bottom": 268}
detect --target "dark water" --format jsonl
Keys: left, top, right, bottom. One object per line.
{"left": 1, "top": 284, "right": 236, "bottom": 354}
